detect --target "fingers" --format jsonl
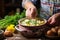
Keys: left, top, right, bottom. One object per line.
{"left": 31, "top": 8, "right": 34, "bottom": 14}
{"left": 48, "top": 17, "right": 56, "bottom": 25}
{"left": 26, "top": 7, "right": 37, "bottom": 18}
{"left": 26, "top": 8, "right": 31, "bottom": 18}
{"left": 31, "top": 8, "right": 37, "bottom": 18}
{"left": 48, "top": 17, "right": 52, "bottom": 24}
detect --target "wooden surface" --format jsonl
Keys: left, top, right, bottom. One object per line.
{"left": 4, "top": 32, "right": 41, "bottom": 40}
{"left": 4, "top": 26, "right": 60, "bottom": 40}
{"left": 5, "top": 32, "right": 59, "bottom": 40}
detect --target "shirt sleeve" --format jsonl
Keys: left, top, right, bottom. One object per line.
{"left": 22, "top": 0, "right": 31, "bottom": 8}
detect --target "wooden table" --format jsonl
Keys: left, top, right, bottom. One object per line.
{"left": 4, "top": 26, "right": 60, "bottom": 40}
{"left": 4, "top": 31, "right": 58, "bottom": 40}
{"left": 4, "top": 32, "right": 59, "bottom": 40}
{"left": 4, "top": 32, "right": 42, "bottom": 40}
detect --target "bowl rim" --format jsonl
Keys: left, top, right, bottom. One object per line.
{"left": 15, "top": 25, "right": 21, "bottom": 31}
{"left": 18, "top": 18, "right": 47, "bottom": 27}
{"left": 0, "top": 30, "right": 4, "bottom": 34}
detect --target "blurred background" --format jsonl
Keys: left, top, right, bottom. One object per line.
{"left": 0, "top": 0, "right": 23, "bottom": 18}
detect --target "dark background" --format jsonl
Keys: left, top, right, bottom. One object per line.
{"left": 0, "top": 0, "right": 23, "bottom": 18}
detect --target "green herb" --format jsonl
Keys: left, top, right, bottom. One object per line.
{"left": 0, "top": 10, "right": 25, "bottom": 29}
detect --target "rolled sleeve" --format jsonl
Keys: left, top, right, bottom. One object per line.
{"left": 22, "top": 0, "right": 31, "bottom": 8}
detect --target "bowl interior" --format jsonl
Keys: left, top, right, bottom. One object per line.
{"left": 18, "top": 18, "right": 47, "bottom": 27}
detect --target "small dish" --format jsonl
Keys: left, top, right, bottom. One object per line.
{"left": 45, "top": 34, "right": 60, "bottom": 39}
{"left": 0, "top": 30, "right": 5, "bottom": 40}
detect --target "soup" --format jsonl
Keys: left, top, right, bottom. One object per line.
{"left": 21, "top": 18, "right": 45, "bottom": 26}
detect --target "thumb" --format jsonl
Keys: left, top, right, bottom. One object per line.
{"left": 48, "top": 17, "right": 52, "bottom": 24}
{"left": 26, "top": 8, "right": 31, "bottom": 16}
{"left": 50, "top": 17, "right": 56, "bottom": 24}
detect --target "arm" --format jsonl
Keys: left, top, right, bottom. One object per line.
{"left": 22, "top": 0, "right": 37, "bottom": 18}
{"left": 22, "top": 0, "right": 36, "bottom": 9}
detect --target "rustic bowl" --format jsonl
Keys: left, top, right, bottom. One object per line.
{"left": 18, "top": 18, "right": 47, "bottom": 30}
{"left": 15, "top": 18, "right": 48, "bottom": 38}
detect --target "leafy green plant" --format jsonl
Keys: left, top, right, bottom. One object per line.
{"left": 0, "top": 10, "right": 26, "bottom": 29}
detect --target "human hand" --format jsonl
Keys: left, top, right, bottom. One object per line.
{"left": 26, "top": 7, "right": 37, "bottom": 18}
{"left": 48, "top": 13, "right": 60, "bottom": 26}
